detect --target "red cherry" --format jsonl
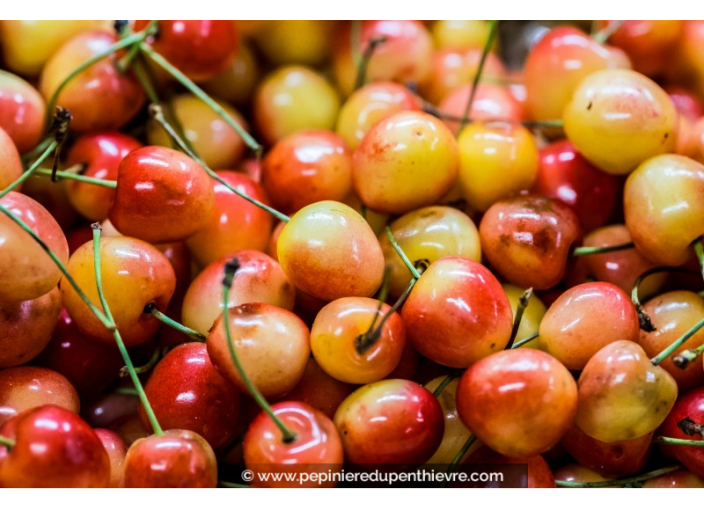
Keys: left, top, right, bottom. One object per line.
{"left": 659, "top": 388, "right": 704, "bottom": 478}
{"left": 94, "top": 428, "right": 127, "bottom": 488}
{"left": 461, "top": 445, "right": 556, "bottom": 488}
{"left": 0, "top": 127, "right": 22, "bottom": 191}
{"left": 0, "top": 70, "right": 45, "bottom": 153}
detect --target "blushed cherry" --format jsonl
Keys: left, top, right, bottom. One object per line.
{"left": 334, "top": 379, "right": 444, "bottom": 469}
{"left": 0, "top": 192, "right": 69, "bottom": 302}
{"left": 658, "top": 388, "right": 704, "bottom": 479}
{"left": 0, "top": 70, "right": 44, "bottom": 152}
{"left": 352, "top": 111, "right": 459, "bottom": 215}
{"left": 109, "top": 146, "right": 214, "bottom": 244}
{"left": 182, "top": 250, "right": 295, "bottom": 336}
{"left": 94, "top": 429, "right": 127, "bottom": 488}
{"left": 644, "top": 470, "right": 704, "bottom": 488}
{"left": 253, "top": 20, "right": 337, "bottom": 67}
{"left": 401, "top": 257, "right": 513, "bottom": 368}
{"left": 61, "top": 236, "right": 176, "bottom": 346}
{"left": 0, "top": 287, "right": 60, "bottom": 368}
{"left": 277, "top": 201, "right": 385, "bottom": 302}
{"left": 667, "top": 86, "right": 704, "bottom": 121}
{"left": 0, "top": 127, "right": 22, "bottom": 191}
{"left": 603, "top": 20, "right": 683, "bottom": 77}
{"left": 0, "top": 405, "right": 109, "bottom": 488}
{"left": 124, "top": 429, "right": 217, "bottom": 488}
{"left": 424, "top": 376, "right": 474, "bottom": 465}
{"left": 202, "top": 40, "right": 260, "bottom": 106}
{"left": 431, "top": 20, "right": 494, "bottom": 50}
{"left": 673, "top": 21, "right": 704, "bottom": 95}
{"left": 576, "top": 340, "right": 677, "bottom": 443}
{"left": 479, "top": 195, "right": 581, "bottom": 290}
{"left": 39, "top": 30, "right": 145, "bottom": 132}
{"left": 457, "top": 349, "right": 578, "bottom": 459}
{"left": 438, "top": 84, "right": 524, "bottom": 135}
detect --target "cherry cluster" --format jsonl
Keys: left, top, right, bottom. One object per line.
{"left": 1, "top": 19, "right": 704, "bottom": 489}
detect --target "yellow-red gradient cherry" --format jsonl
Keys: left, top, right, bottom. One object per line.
{"left": 109, "top": 146, "right": 214, "bottom": 244}
{"left": 94, "top": 428, "right": 126, "bottom": 488}
{"left": 39, "top": 30, "right": 145, "bottom": 132}
{"left": 603, "top": 20, "right": 683, "bottom": 77}
{"left": 202, "top": 40, "right": 260, "bottom": 106}
{"left": 624, "top": 154, "right": 704, "bottom": 266}
{"left": 401, "top": 257, "right": 513, "bottom": 368}
{"left": 352, "top": 111, "right": 459, "bottom": 215}
{"left": 182, "top": 250, "right": 295, "bottom": 336}
{"left": 61, "top": 236, "right": 176, "bottom": 346}
{"left": 431, "top": 20, "right": 494, "bottom": 50}
{"left": 0, "top": 127, "right": 22, "bottom": 191}
{"left": 0, "top": 192, "right": 69, "bottom": 302}
{"left": 0, "top": 70, "right": 44, "bottom": 152}
{"left": 644, "top": 470, "right": 704, "bottom": 488}
{"left": 457, "top": 349, "right": 578, "bottom": 459}
{"left": 674, "top": 21, "right": 704, "bottom": 97}
{"left": 244, "top": 402, "right": 343, "bottom": 488}
{"left": 438, "top": 84, "right": 524, "bottom": 135}
{"left": 554, "top": 464, "right": 613, "bottom": 484}
{"left": 277, "top": 201, "right": 385, "bottom": 302}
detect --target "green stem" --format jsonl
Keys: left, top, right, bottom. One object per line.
{"left": 651, "top": 317, "right": 704, "bottom": 366}
{"left": 120, "top": 347, "right": 162, "bottom": 378}
{"left": 631, "top": 267, "right": 699, "bottom": 333}
{"left": 572, "top": 242, "right": 635, "bottom": 257}
{"left": 432, "top": 373, "right": 458, "bottom": 399}
{"left": 222, "top": 259, "right": 295, "bottom": 443}
{"left": 113, "top": 387, "right": 139, "bottom": 396}
{"left": 354, "top": 36, "right": 386, "bottom": 90}
{"left": 505, "top": 287, "right": 533, "bottom": 349}
{"left": 556, "top": 465, "right": 679, "bottom": 488}
{"left": 145, "top": 303, "right": 205, "bottom": 342}
{"left": 511, "top": 332, "right": 540, "bottom": 349}
{"left": 441, "top": 434, "right": 477, "bottom": 487}
{"left": 593, "top": 20, "right": 624, "bottom": 44}
{"left": 0, "top": 435, "right": 15, "bottom": 450}
{"left": 654, "top": 436, "right": 704, "bottom": 447}
{"left": 458, "top": 20, "right": 498, "bottom": 134}
{"left": 694, "top": 239, "right": 704, "bottom": 283}
{"left": 672, "top": 342, "right": 704, "bottom": 370}
{"left": 116, "top": 19, "right": 158, "bottom": 72}
{"left": 0, "top": 140, "right": 58, "bottom": 198}
{"left": 91, "top": 224, "right": 163, "bottom": 436}
{"left": 385, "top": 225, "right": 422, "bottom": 280}
{"left": 21, "top": 137, "right": 53, "bottom": 165}
{"left": 34, "top": 168, "right": 116, "bottom": 188}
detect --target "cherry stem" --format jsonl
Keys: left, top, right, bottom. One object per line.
{"left": 116, "top": 20, "right": 158, "bottom": 72}
{"left": 0, "top": 435, "right": 15, "bottom": 450}
{"left": 505, "top": 287, "right": 533, "bottom": 349}
{"left": 694, "top": 239, "right": 704, "bottom": 283}
{"left": 511, "top": 332, "right": 540, "bottom": 349}
{"left": 144, "top": 303, "right": 206, "bottom": 342}
{"left": 354, "top": 36, "right": 387, "bottom": 90}
{"left": 593, "top": 20, "right": 624, "bottom": 44}
{"left": 458, "top": 19, "right": 498, "bottom": 134}
{"left": 0, "top": 139, "right": 58, "bottom": 199}
{"left": 120, "top": 346, "right": 162, "bottom": 378}
{"left": 572, "top": 242, "right": 635, "bottom": 257}
{"left": 441, "top": 434, "right": 478, "bottom": 487}
{"left": 672, "top": 342, "right": 704, "bottom": 370}
{"left": 385, "top": 226, "right": 422, "bottom": 280}
{"left": 221, "top": 258, "right": 296, "bottom": 444}
{"left": 556, "top": 465, "right": 679, "bottom": 488}
{"left": 422, "top": 102, "right": 563, "bottom": 129}
{"left": 358, "top": 266, "right": 391, "bottom": 341}
{"left": 113, "top": 387, "right": 139, "bottom": 396}
{"left": 631, "top": 267, "right": 700, "bottom": 333}
{"left": 651, "top": 316, "right": 704, "bottom": 366}
{"left": 21, "top": 137, "right": 53, "bottom": 165}
{"left": 220, "top": 481, "right": 252, "bottom": 489}
{"left": 91, "top": 224, "right": 163, "bottom": 436}
{"left": 432, "top": 373, "right": 459, "bottom": 399}
{"left": 148, "top": 104, "right": 290, "bottom": 223}
{"left": 654, "top": 436, "right": 704, "bottom": 447}
{"left": 34, "top": 167, "right": 116, "bottom": 188}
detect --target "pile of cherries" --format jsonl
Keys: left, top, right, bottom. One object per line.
{"left": 1, "top": 19, "right": 704, "bottom": 489}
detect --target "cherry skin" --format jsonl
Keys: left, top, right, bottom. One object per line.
{"left": 310, "top": 297, "right": 406, "bottom": 384}
{"left": 378, "top": 206, "right": 482, "bottom": 298}
{"left": 424, "top": 376, "right": 473, "bottom": 465}
{"left": 461, "top": 446, "right": 556, "bottom": 488}
{"left": 207, "top": 302, "right": 311, "bottom": 399}
{"left": 659, "top": 388, "right": 704, "bottom": 479}
{"left": 244, "top": 401, "right": 344, "bottom": 488}
{"left": 532, "top": 140, "right": 619, "bottom": 232}
{"left": 0, "top": 127, "right": 22, "bottom": 191}
{"left": 202, "top": 40, "right": 260, "bottom": 106}
{"left": 61, "top": 236, "right": 176, "bottom": 346}
{"left": 182, "top": 250, "right": 295, "bottom": 336}
{"left": 39, "top": 30, "right": 145, "bottom": 132}
{"left": 457, "top": 348, "right": 578, "bottom": 459}
{"left": 352, "top": 111, "right": 459, "bottom": 215}
{"left": 576, "top": 340, "right": 678, "bottom": 443}
{"left": 253, "top": 20, "right": 337, "bottom": 67}
{"left": 667, "top": 86, "right": 704, "bottom": 122}
{"left": 334, "top": 379, "right": 444, "bottom": 469}
{"left": 82, "top": 392, "right": 138, "bottom": 430}
{"left": 64, "top": 132, "right": 142, "bottom": 221}
{"left": 438, "top": 84, "right": 524, "bottom": 135}
{"left": 262, "top": 130, "right": 353, "bottom": 214}
{"left": 603, "top": 20, "right": 683, "bottom": 77}
{"left": 19, "top": 171, "right": 78, "bottom": 230}
{"left": 624, "top": 154, "right": 704, "bottom": 266}
{"left": 561, "top": 424, "right": 652, "bottom": 477}
{"left": 564, "top": 69, "right": 677, "bottom": 175}
{"left": 643, "top": 469, "right": 704, "bottom": 488}
{"left": 479, "top": 195, "right": 581, "bottom": 290}
{"left": 135, "top": 20, "right": 238, "bottom": 82}
{"left": 138, "top": 342, "right": 240, "bottom": 448}
{"left": 539, "top": 282, "right": 640, "bottom": 370}
{"left": 0, "top": 192, "right": 69, "bottom": 302}
{"left": 335, "top": 81, "right": 421, "bottom": 151}
{"left": 402, "top": 257, "right": 513, "bottom": 368}
{"left": 0, "top": 70, "right": 44, "bottom": 153}
{"left": 123, "top": 429, "right": 218, "bottom": 488}
{"left": 94, "top": 428, "right": 127, "bottom": 488}
{"left": 0, "top": 405, "right": 109, "bottom": 488}
{"left": 431, "top": 20, "right": 494, "bottom": 50}
{"left": 456, "top": 121, "right": 538, "bottom": 212}
{"left": 108, "top": 146, "right": 215, "bottom": 244}
{"left": 554, "top": 464, "right": 612, "bottom": 484}
{"left": 277, "top": 200, "right": 385, "bottom": 302}
{"left": 0, "top": 286, "right": 61, "bottom": 368}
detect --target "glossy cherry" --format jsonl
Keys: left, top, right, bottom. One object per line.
{"left": 0, "top": 70, "right": 44, "bottom": 152}
{"left": 0, "top": 127, "right": 22, "bottom": 191}
{"left": 95, "top": 428, "right": 127, "bottom": 488}
{"left": 603, "top": 20, "right": 683, "bottom": 77}
{"left": 659, "top": 388, "right": 704, "bottom": 479}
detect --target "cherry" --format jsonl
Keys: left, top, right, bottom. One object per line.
{"left": 95, "top": 428, "right": 127, "bottom": 488}
{"left": 563, "top": 69, "right": 677, "bottom": 174}
{"left": 202, "top": 40, "right": 260, "bottom": 106}
{"left": 123, "top": 429, "right": 217, "bottom": 488}
{"left": 138, "top": 342, "right": 240, "bottom": 448}
{"left": 402, "top": 256, "right": 513, "bottom": 368}
{"left": 0, "top": 405, "right": 109, "bottom": 488}
{"left": 64, "top": 132, "right": 142, "bottom": 221}
{"left": 334, "top": 379, "right": 444, "bottom": 469}
{"left": 424, "top": 376, "right": 474, "bottom": 465}
{"left": 673, "top": 21, "right": 704, "bottom": 94}
{"left": 252, "top": 20, "right": 337, "bottom": 67}
{"left": 457, "top": 349, "right": 577, "bottom": 458}
{"left": 479, "top": 195, "right": 581, "bottom": 290}
{"left": 554, "top": 464, "right": 613, "bottom": 485}
{"left": 576, "top": 340, "right": 677, "bottom": 443}
{"left": 83, "top": 392, "right": 138, "bottom": 430}
{"left": 624, "top": 154, "right": 704, "bottom": 266}
{"left": 61, "top": 236, "right": 176, "bottom": 346}
{"left": 539, "top": 282, "right": 640, "bottom": 370}
{"left": 135, "top": 20, "right": 238, "bottom": 82}
{"left": 659, "top": 388, "right": 704, "bottom": 479}
{"left": 461, "top": 446, "right": 556, "bottom": 488}
{"left": 182, "top": 250, "right": 295, "bottom": 336}
{"left": 277, "top": 200, "right": 385, "bottom": 302}
{"left": 19, "top": 172, "right": 78, "bottom": 230}
{"left": 603, "top": 20, "right": 683, "bottom": 77}
{"left": 39, "top": 30, "right": 145, "bottom": 132}
{"left": 431, "top": 20, "right": 494, "bottom": 50}
{"left": 0, "top": 286, "right": 61, "bottom": 368}
{"left": 643, "top": 469, "right": 704, "bottom": 488}
{"left": 666, "top": 86, "right": 704, "bottom": 121}
{"left": 108, "top": 146, "right": 214, "bottom": 244}
{"left": 0, "top": 191, "right": 69, "bottom": 302}
{"left": 0, "top": 127, "right": 22, "bottom": 191}
{"left": 352, "top": 111, "right": 459, "bottom": 215}
{"left": 438, "top": 84, "right": 524, "bottom": 135}
{"left": 0, "top": 70, "right": 45, "bottom": 152}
